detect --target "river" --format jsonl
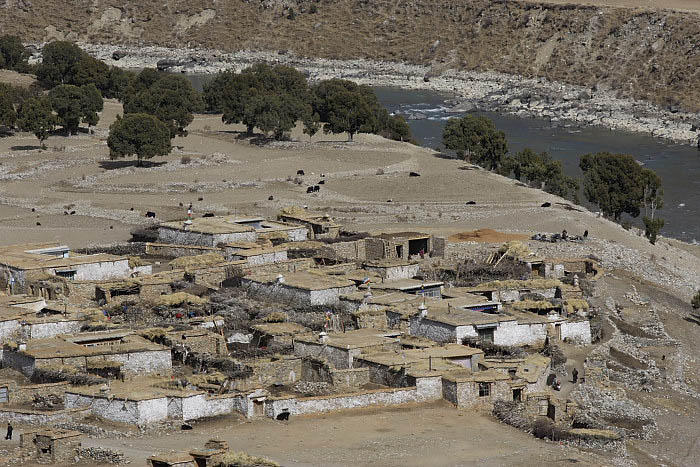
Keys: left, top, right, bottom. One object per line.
{"left": 186, "top": 75, "right": 699, "bottom": 243}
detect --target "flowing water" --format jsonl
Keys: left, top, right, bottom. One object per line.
{"left": 187, "top": 75, "right": 700, "bottom": 242}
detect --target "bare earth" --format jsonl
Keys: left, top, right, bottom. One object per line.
{"left": 79, "top": 403, "right": 612, "bottom": 466}
{"left": 535, "top": 0, "right": 700, "bottom": 12}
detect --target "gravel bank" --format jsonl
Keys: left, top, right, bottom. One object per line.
{"left": 72, "top": 43, "right": 700, "bottom": 147}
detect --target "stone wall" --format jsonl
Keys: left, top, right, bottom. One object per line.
{"left": 293, "top": 341, "right": 355, "bottom": 369}
{"left": 235, "top": 250, "right": 288, "bottom": 266}
{"left": 2, "top": 349, "right": 36, "bottom": 376}
{"left": 364, "top": 263, "right": 420, "bottom": 281}
{"left": 326, "top": 240, "right": 367, "bottom": 261}
{"left": 65, "top": 392, "right": 169, "bottom": 424}
{"left": 494, "top": 321, "right": 547, "bottom": 347}
{"left": 243, "top": 280, "right": 355, "bottom": 306}
{"left": 0, "top": 407, "right": 89, "bottom": 424}
{"left": 0, "top": 319, "right": 20, "bottom": 340}
{"left": 94, "top": 349, "right": 172, "bottom": 377}
{"left": 364, "top": 238, "right": 385, "bottom": 261}
{"left": 22, "top": 319, "right": 83, "bottom": 340}
{"left": 560, "top": 320, "right": 592, "bottom": 344}
{"left": 264, "top": 384, "right": 439, "bottom": 419}
{"left": 442, "top": 379, "right": 512, "bottom": 409}
{"left": 410, "top": 316, "right": 458, "bottom": 343}
{"left": 158, "top": 226, "right": 257, "bottom": 247}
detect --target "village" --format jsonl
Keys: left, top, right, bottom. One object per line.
{"left": 0, "top": 199, "right": 617, "bottom": 466}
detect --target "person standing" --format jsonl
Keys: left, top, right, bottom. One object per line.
{"left": 5, "top": 422, "right": 12, "bottom": 440}
{"left": 572, "top": 368, "right": 579, "bottom": 384}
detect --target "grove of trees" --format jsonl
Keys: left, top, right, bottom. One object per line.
{"left": 48, "top": 84, "right": 103, "bottom": 134}
{"left": 443, "top": 115, "right": 508, "bottom": 170}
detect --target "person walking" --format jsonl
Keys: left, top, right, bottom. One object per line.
{"left": 5, "top": 422, "right": 12, "bottom": 440}
{"left": 572, "top": 368, "right": 579, "bottom": 384}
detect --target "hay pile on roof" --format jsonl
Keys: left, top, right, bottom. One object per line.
{"left": 154, "top": 292, "right": 207, "bottom": 307}
{"left": 511, "top": 300, "right": 559, "bottom": 311}
{"left": 279, "top": 206, "right": 308, "bottom": 217}
{"left": 169, "top": 253, "right": 226, "bottom": 270}
{"left": 474, "top": 278, "right": 561, "bottom": 290}
{"left": 128, "top": 256, "right": 146, "bottom": 268}
{"left": 564, "top": 299, "right": 590, "bottom": 314}
{"left": 498, "top": 241, "right": 533, "bottom": 260}
{"left": 265, "top": 311, "right": 287, "bottom": 323}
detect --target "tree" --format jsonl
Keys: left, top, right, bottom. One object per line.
{"left": 442, "top": 115, "right": 507, "bottom": 170}
{"left": 123, "top": 70, "right": 203, "bottom": 137}
{"left": 206, "top": 64, "right": 318, "bottom": 140}
{"left": 640, "top": 168, "right": 663, "bottom": 220}
{"left": 579, "top": 152, "right": 646, "bottom": 221}
{"left": 503, "top": 148, "right": 580, "bottom": 202}
{"left": 313, "top": 79, "right": 380, "bottom": 141}
{"left": 107, "top": 113, "right": 172, "bottom": 165}
{"left": 48, "top": 84, "right": 103, "bottom": 134}
{"left": 16, "top": 96, "right": 56, "bottom": 145}
{"left": 0, "top": 88, "right": 16, "bottom": 128}
{"left": 36, "top": 41, "right": 111, "bottom": 93}
{"left": 692, "top": 290, "right": 700, "bottom": 309}
{"left": 0, "top": 35, "right": 27, "bottom": 71}
{"left": 643, "top": 216, "right": 664, "bottom": 244}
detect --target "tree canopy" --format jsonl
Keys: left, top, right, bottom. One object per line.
{"left": 312, "top": 79, "right": 382, "bottom": 141}
{"left": 0, "top": 35, "right": 27, "bottom": 71}
{"left": 123, "top": 70, "right": 203, "bottom": 137}
{"left": 107, "top": 113, "right": 172, "bottom": 165}
{"left": 16, "top": 96, "right": 56, "bottom": 144}
{"left": 442, "top": 115, "right": 508, "bottom": 170}
{"left": 48, "top": 84, "right": 103, "bottom": 134}
{"left": 205, "top": 64, "right": 317, "bottom": 140}
{"left": 579, "top": 152, "right": 662, "bottom": 222}
{"left": 0, "top": 90, "right": 16, "bottom": 128}
{"left": 503, "top": 148, "right": 580, "bottom": 203}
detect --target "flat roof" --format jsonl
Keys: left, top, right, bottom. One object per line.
{"left": 159, "top": 215, "right": 256, "bottom": 235}
{"left": 244, "top": 271, "right": 355, "bottom": 291}
{"left": 295, "top": 328, "right": 400, "bottom": 349}
{"left": 468, "top": 279, "right": 562, "bottom": 292}
{"left": 356, "top": 344, "right": 482, "bottom": 367}
{"left": 230, "top": 246, "right": 287, "bottom": 257}
{"left": 375, "top": 232, "right": 430, "bottom": 241}
{"left": 17, "top": 331, "right": 166, "bottom": 359}
{"left": 420, "top": 307, "right": 515, "bottom": 327}
{"left": 360, "top": 279, "right": 443, "bottom": 291}
{"left": 363, "top": 259, "right": 419, "bottom": 268}
{"left": 251, "top": 322, "right": 310, "bottom": 336}
{"left": 0, "top": 243, "right": 126, "bottom": 271}
{"left": 442, "top": 368, "right": 512, "bottom": 383}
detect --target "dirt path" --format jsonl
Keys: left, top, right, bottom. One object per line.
{"left": 81, "top": 403, "right": 612, "bottom": 466}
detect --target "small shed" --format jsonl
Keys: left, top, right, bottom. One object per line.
{"left": 34, "top": 429, "right": 82, "bottom": 464}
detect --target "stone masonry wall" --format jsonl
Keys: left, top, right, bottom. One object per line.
{"left": 560, "top": 320, "right": 592, "bottom": 344}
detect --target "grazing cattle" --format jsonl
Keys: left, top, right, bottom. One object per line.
{"left": 268, "top": 195, "right": 274, "bottom": 201}
{"left": 409, "top": 171, "right": 421, "bottom": 177}
{"left": 202, "top": 213, "right": 215, "bottom": 218}
{"left": 197, "top": 197, "right": 203, "bottom": 201}
{"left": 146, "top": 211, "right": 156, "bottom": 218}
{"left": 318, "top": 180, "right": 325, "bottom": 185}
{"left": 70, "top": 211, "right": 75, "bottom": 215}
{"left": 306, "top": 186, "right": 314, "bottom": 193}
{"left": 466, "top": 200, "right": 476, "bottom": 205}
{"left": 297, "top": 169, "right": 305, "bottom": 175}
{"left": 276, "top": 411, "right": 290, "bottom": 421}
{"left": 541, "top": 202, "right": 551, "bottom": 207}
{"left": 313, "top": 185, "right": 320, "bottom": 192}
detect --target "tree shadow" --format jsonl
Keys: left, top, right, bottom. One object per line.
{"left": 11, "top": 145, "right": 43, "bottom": 151}
{"left": 555, "top": 202, "right": 584, "bottom": 212}
{"left": 434, "top": 152, "right": 460, "bottom": 160}
{"left": 98, "top": 159, "right": 167, "bottom": 170}
{"left": 683, "top": 315, "right": 700, "bottom": 326}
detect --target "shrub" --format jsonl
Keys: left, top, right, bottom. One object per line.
{"left": 643, "top": 216, "right": 664, "bottom": 244}
{"left": 181, "top": 155, "right": 192, "bottom": 164}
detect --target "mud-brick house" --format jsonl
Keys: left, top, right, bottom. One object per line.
{"left": 158, "top": 216, "right": 257, "bottom": 247}
{"left": 374, "top": 232, "right": 444, "bottom": 260}
{"left": 0, "top": 243, "right": 151, "bottom": 296}
{"left": 442, "top": 369, "right": 513, "bottom": 409}
{"left": 467, "top": 279, "right": 562, "bottom": 303}
{"left": 32, "top": 429, "right": 82, "bottom": 464}
{"left": 409, "top": 303, "right": 576, "bottom": 347}
{"left": 225, "top": 244, "right": 289, "bottom": 265}
{"left": 353, "top": 343, "right": 484, "bottom": 386}
{"left": 278, "top": 208, "right": 340, "bottom": 240}
{"left": 2, "top": 330, "right": 172, "bottom": 378}
{"left": 242, "top": 271, "right": 356, "bottom": 306}
{"left": 360, "top": 278, "right": 444, "bottom": 299}
{"left": 293, "top": 328, "right": 401, "bottom": 369}
{"left": 251, "top": 322, "right": 311, "bottom": 347}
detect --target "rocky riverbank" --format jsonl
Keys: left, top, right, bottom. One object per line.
{"left": 76, "top": 43, "right": 700, "bottom": 147}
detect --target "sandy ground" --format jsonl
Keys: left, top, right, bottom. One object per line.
{"left": 76, "top": 402, "right": 613, "bottom": 466}
{"left": 534, "top": 0, "right": 700, "bottom": 12}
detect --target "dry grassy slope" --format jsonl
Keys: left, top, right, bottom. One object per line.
{"left": 1, "top": 0, "right": 698, "bottom": 111}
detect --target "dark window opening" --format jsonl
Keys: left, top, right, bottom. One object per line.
{"left": 395, "top": 245, "right": 403, "bottom": 258}
{"left": 478, "top": 382, "right": 491, "bottom": 397}
{"left": 513, "top": 388, "right": 522, "bottom": 402}
{"left": 477, "top": 327, "right": 494, "bottom": 344}
{"left": 408, "top": 238, "right": 429, "bottom": 256}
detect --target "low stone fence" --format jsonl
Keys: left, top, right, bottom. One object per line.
{"left": 0, "top": 406, "right": 89, "bottom": 424}
{"left": 8, "top": 382, "right": 70, "bottom": 405}
{"left": 264, "top": 383, "right": 438, "bottom": 419}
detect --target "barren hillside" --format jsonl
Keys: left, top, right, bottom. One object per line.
{"left": 0, "top": 0, "right": 698, "bottom": 111}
